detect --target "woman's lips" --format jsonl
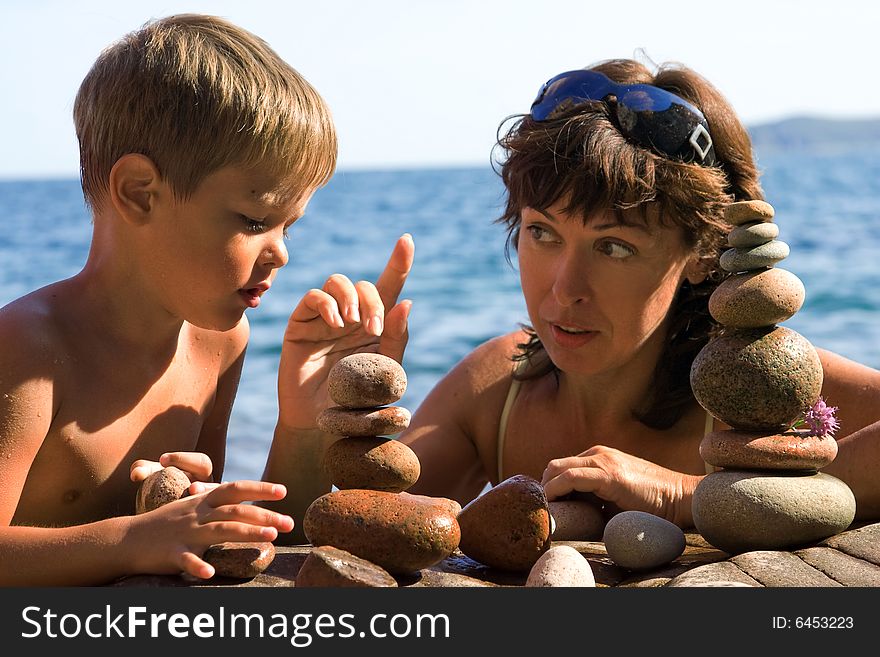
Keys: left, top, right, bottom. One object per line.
{"left": 549, "top": 323, "right": 598, "bottom": 349}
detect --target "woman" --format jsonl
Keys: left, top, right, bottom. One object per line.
{"left": 264, "top": 59, "right": 880, "bottom": 537}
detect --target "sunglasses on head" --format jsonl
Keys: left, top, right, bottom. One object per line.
{"left": 530, "top": 69, "right": 716, "bottom": 166}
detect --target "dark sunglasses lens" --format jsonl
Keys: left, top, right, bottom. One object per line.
{"left": 530, "top": 71, "right": 613, "bottom": 121}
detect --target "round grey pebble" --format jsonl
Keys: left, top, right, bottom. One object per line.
{"left": 602, "top": 510, "right": 686, "bottom": 571}
{"left": 720, "top": 240, "right": 790, "bottom": 272}
{"left": 328, "top": 353, "right": 407, "bottom": 408}
{"left": 727, "top": 221, "right": 779, "bottom": 248}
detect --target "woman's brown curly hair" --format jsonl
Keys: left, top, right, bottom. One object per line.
{"left": 494, "top": 58, "right": 764, "bottom": 429}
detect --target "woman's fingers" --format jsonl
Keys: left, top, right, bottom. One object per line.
{"left": 375, "top": 234, "right": 414, "bottom": 311}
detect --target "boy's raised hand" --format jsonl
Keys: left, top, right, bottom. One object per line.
{"left": 130, "top": 451, "right": 214, "bottom": 486}
{"left": 277, "top": 234, "right": 414, "bottom": 431}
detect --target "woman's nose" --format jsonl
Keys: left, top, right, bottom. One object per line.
{"left": 552, "top": 252, "right": 591, "bottom": 306}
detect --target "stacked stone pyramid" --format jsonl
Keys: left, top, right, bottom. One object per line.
{"left": 689, "top": 200, "right": 856, "bottom": 554}
{"left": 297, "top": 353, "right": 461, "bottom": 586}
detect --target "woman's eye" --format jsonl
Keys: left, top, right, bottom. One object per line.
{"left": 598, "top": 240, "right": 635, "bottom": 259}
{"left": 240, "top": 215, "right": 266, "bottom": 233}
{"left": 525, "top": 225, "right": 556, "bottom": 242}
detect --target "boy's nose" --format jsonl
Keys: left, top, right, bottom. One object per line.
{"left": 261, "top": 236, "right": 289, "bottom": 269}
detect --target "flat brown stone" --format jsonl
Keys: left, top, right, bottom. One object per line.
{"left": 204, "top": 542, "right": 275, "bottom": 579}
{"left": 457, "top": 475, "right": 552, "bottom": 572}
{"left": 324, "top": 436, "right": 420, "bottom": 492}
{"left": 295, "top": 545, "right": 398, "bottom": 587}
{"left": 303, "top": 489, "right": 460, "bottom": 574}
{"left": 795, "top": 546, "right": 880, "bottom": 586}
{"left": 317, "top": 405, "right": 411, "bottom": 436}
{"left": 724, "top": 200, "right": 775, "bottom": 225}
{"left": 820, "top": 523, "right": 880, "bottom": 566}
{"left": 135, "top": 466, "right": 190, "bottom": 514}
{"left": 700, "top": 428, "right": 838, "bottom": 470}
{"left": 549, "top": 499, "right": 605, "bottom": 541}
{"left": 328, "top": 353, "right": 407, "bottom": 408}
{"left": 666, "top": 561, "right": 762, "bottom": 587}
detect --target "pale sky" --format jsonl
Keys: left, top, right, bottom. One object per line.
{"left": 1, "top": 0, "right": 878, "bottom": 178}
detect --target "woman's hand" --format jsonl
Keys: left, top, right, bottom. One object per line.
{"left": 541, "top": 445, "right": 701, "bottom": 527}
{"left": 276, "top": 234, "right": 414, "bottom": 432}
{"left": 126, "top": 480, "right": 294, "bottom": 579}
{"left": 130, "top": 451, "right": 215, "bottom": 491}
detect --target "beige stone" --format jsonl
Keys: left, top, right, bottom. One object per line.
{"left": 709, "top": 268, "right": 805, "bottom": 328}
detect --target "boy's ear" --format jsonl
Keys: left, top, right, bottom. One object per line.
{"left": 108, "top": 154, "right": 164, "bottom": 224}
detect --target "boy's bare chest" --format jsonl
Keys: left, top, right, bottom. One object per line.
{"left": 14, "top": 348, "right": 221, "bottom": 526}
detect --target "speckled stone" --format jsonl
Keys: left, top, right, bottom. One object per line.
{"left": 690, "top": 326, "right": 824, "bottom": 431}
{"left": 303, "top": 489, "right": 460, "bottom": 574}
{"left": 720, "top": 240, "right": 790, "bottom": 273}
{"left": 324, "top": 436, "right": 420, "bottom": 492}
{"left": 727, "top": 221, "right": 780, "bottom": 248}
{"left": 692, "top": 471, "right": 856, "bottom": 554}
{"left": 400, "top": 492, "right": 461, "bottom": 517}
{"left": 295, "top": 545, "right": 398, "bottom": 587}
{"left": 602, "top": 510, "right": 686, "bottom": 571}
{"left": 135, "top": 466, "right": 190, "bottom": 514}
{"left": 709, "top": 268, "right": 805, "bottom": 328}
{"left": 525, "top": 545, "right": 596, "bottom": 587}
{"left": 204, "top": 542, "right": 275, "bottom": 579}
{"left": 700, "top": 428, "right": 838, "bottom": 471}
{"left": 316, "top": 405, "right": 411, "bottom": 436}
{"left": 725, "top": 200, "right": 775, "bottom": 225}
{"left": 549, "top": 499, "right": 606, "bottom": 541}
{"left": 456, "top": 475, "right": 552, "bottom": 571}
{"left": 328, "top": 353, "right": 407, "bottom": 409}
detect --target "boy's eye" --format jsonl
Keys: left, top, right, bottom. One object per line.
{"left": 240, "top": 215, "right": 265, "bottom": 233}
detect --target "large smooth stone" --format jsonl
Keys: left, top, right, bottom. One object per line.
{"left": 135, "top": 466, "right": 190, "bottom": 514}
{"left": 317, "top": 405, "right": 411, "bottom": 436}
{"left": 692, "top": 471, "right": 856, "bottom": 554}
{"left": 690, "top": 326, "right": 823, "bottom": 431}
{"left": 203, "top": 542, "right": 275, "bottom": 579}
{"left": 724, "top": 200, "right": 774, "bottom": 225}
{"left": 549, "top": 499, "right": 606, "bottom": 541}
{"left": 709, "top": 268, "right": 805, "bottom": 328}
{"left": 720, "top": 240, "right": 789, "bottom": 272}
{"left": 700, "top": 429, "right": 838, "bottom": 471}
{"left": 525, "top": 545, "right": 595, "bottom": 587}
{"left": 324, "top": 436, "right": 420, "bottom": 492}
{"left": 727, "top": 221, "right": 779, "bottom": 248}
{"left": 295, "top": 545, "right": 398, "bottom": 587}
{"left": 328, "top": 353, "right": 407, "bottom": 408}
{"left": 602, "top": 510, "right": 686, "bottom": 570}
{"left": 303, "top": 489, "right": 460, "bottom": 574}
{"left": 457, "top": 475, "right": 552, "bottom": 571}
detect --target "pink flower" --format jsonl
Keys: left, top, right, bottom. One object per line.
{"left": 800, "top": 397, "right": 840, "bottom": 438}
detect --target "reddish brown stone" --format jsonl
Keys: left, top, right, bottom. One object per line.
{"left": 400, "top": 492, "right": 462, "bottom": 517}
{"left": 324, "top": 436, "right": 420, "bottom": 492}
{"left": 700, "top": 428, "right": 838, "bottom": 471}
{"left": 135, "top": 466, "right": 190, "bottom": 514}
{"left": 328, "top": 353, "right": 407, "bottom": 408}
{"left": 204, "top": 542, "right": 275, "bottom": 579}
{"left": 457, "top": 475, "right": 552, "bottom": 571}
{"left": 295, "top": 545, "right": 398, "bottom": 587}
{"left": 316, "top": 405, "right": 411, "bottom": 436}
{"left": 303, "top": 489, "right": 460, "bottom": 574}
{"left": 690, "top": 326, "right": 823, "bottom": 431}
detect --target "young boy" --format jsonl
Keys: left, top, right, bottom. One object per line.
{"left": 0, "top": 13, "right": 348, "bottom": 585}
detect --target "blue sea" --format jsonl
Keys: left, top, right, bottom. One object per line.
{"left": 2, "top": 150, "right": 879, "bottom": 483}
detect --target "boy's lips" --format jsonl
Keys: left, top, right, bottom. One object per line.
{"left": 239, "top": 281, "right": 271, "bottom": 308}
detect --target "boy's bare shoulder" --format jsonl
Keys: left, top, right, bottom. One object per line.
{"left": 0, "top": 285, "right": 68, "bottom": 370}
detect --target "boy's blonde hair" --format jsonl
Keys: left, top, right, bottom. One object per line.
{"left": 74, "top": 14, "right": 337, "bottom": 209}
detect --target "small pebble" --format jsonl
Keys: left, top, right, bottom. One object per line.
{"left": 602, "top": 510, "right": 686, "bottom": 571}
{"left": 727, "top": 221, "right": 779, "bottom": 248}
{"left": 135, "top": 466, "right": 190, "bottom": 514}
{"left": 328, "top": 353, "right": 407, "bottom": 408}
{"left": 317, "top": 405, "right": 411, "bottom": 436}
{"left": 204, "top": 541, "right": 275, "bottom": 579}
{"left": 724, "top": 200, "right": 775, "bottom": 225}
{"left": 720, "top": 240, "right": 789, "bottom": 272}
{"left": 525, "top": 545, "right": 595, "bottom": 587}
{"left": 296, "top": 545, "right": 398, "bottom": 587}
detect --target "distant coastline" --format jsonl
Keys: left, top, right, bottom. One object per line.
{"left": 748, "top": 116, "right": 880, "bottom": 154}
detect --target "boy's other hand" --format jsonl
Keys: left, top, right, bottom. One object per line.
{"left": 130, "top": 451, "right": 214, "bottom": 485}
{"left": 277, "top": 234, "right": 414, "bottom": 432}
{"left": 128, "top": 480, "right": 293, "bottom": 579}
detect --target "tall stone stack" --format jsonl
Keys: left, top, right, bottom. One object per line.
{"left": 298, "top": 353, "right": 461, "bottom": 586}
{"left": 689, "top": 200, "right": 856, "bottom": 554}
